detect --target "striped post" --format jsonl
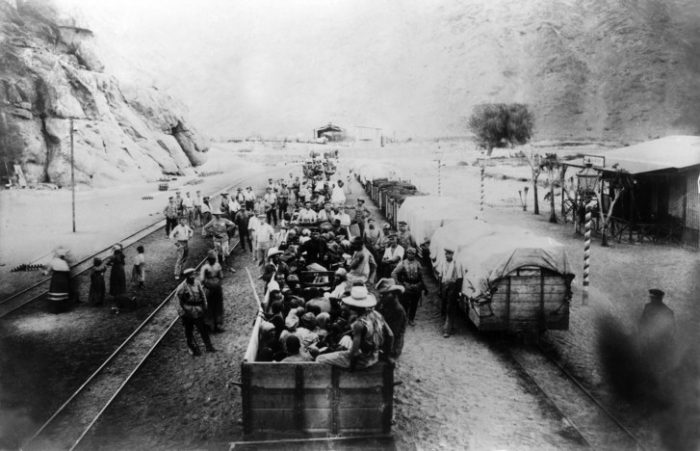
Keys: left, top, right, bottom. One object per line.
{"left": 437, "top": 159, "right": 441, "bottom": 197}
{"left": 480, "top": 158, "right": 485, "bottom": 212}
{"left": 582, "top": 202, "right": 592, "bottom": 305}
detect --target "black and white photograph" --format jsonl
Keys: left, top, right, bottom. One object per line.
{"left": 1, "top": 0, "right": 700, "bottom": 449}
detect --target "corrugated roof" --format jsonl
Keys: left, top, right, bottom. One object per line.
{"left": 564, "top": 135, "right": 700, "bottom": 175}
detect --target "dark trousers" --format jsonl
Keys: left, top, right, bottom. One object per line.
{"left": 278, "top": 200, "right": 288, "bottom": 218}
{"left": 182, "top": 316, "right": 213, "bottom": 352}
{"left": 245, "top": 200, "right": 255, "bottom": 211}
{"left": 441, "top": 281, "right": 460, "bottom": 334}
{"left": 239, "top": 230, "right": 253, "bottom": 252}
{"left": 266, "top": 208, "right": 278, "bottom": 226}
{"left": 165, "top": 217, "right": 178, "bottom": 236}
{"left": 401, "top": 289, "right": 421, "bottom": 322}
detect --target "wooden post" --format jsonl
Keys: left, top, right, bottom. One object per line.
{"left": 480, "top": 156, "right": 485, "bottom": 212}
{"left": 70, "top": 118, "right": 76, "bottom": 233}
{"left": 437, "top": 159, "right": 441, "bottom": 197}
{"left": 582, "top": 202, "right": 593, "bottom": 305}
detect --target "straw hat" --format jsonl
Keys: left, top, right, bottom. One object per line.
{"left": 375, "top": 278, "right": 405, "bottom": 294}
{"left": 342, "top": 285, "right": 377, "bottom": 308}
{"left": 267, "top": 247, "right": 282, "bottom": 259}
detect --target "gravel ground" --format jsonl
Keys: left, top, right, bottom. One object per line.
{"left": 0, "top": 225, "right": 214, "bottom": 449}
{"left": 79, "top": 172, "right": 593, "bottom": 451}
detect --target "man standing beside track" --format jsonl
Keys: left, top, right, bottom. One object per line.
{"left": 436, "top": 247, "right": 464, "bottom": 338}
{"left": 182, "top": 192, "right": 195, "bottom": 227}
{"left": 236, "top": 208, "right": 254, "bottom": 252}
{"left": 164, "top": 196, "right": 179, "bottom": 238}
{"left": 244, "top": 186, "right": 256, "bottom": 211}
{"left": 392, "top": 247, "right": 426, "bottom": 326}
{"left": 255, "top": 214, "right": 275, "bottom": 266}
{"left": 177, "top": 268, "right": 216, "bottom": 355}
{"left": 263, "top": 187, "right": 278, "bottom": 226}
{"left": 203, "top": 210, "right": 236, "bottom": 272}
{"left": 170, "top": 216, "right": 194, "bottom": 280}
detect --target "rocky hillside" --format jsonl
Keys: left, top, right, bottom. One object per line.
{"left": 0, "top": 0, "right": 209, "bottom": 187}
{"left": 62, "top": 0, "right": 700, "bottom": 142}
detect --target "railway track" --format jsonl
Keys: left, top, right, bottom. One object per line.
{"left": 507, "top": 344, "right": 647, "bottom": 450}
{"left": 0, "top": 171, "right": 278, "bottom": 318}
{"left": 21, "top": 240, "right": 239, "bottom": 451}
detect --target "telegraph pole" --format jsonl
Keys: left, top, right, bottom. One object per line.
{"left": 70, "top": 118, "right": 76, "bottom": 233}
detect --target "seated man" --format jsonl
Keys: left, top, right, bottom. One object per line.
{"left": 281, "top": 334, "right": 313, "bottom": 363}
{"left": 298, "top": 202, "right": 318, "bottom": 223}
{"left": 316, "top": 285, "right": 394, "bottom": 370}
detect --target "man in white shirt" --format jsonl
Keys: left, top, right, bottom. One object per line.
{"left": 336, "top": 207, "right": 352, "bottom": 227}
{"left": 298, "top": 202, "right": 318, "bottom": 223}
{"left": 227, "top": 194, "right": 241, "bottom": 222}
{"left": 193, "top": 190, "right": 203, "bottom": 226}
{"left": 317, "top": 202, "right": 335, "bottom": 223}
{"left": 169, "top": 216, "right": 194, "bottom": 279}
{"left": 244, "top": 186, "right": 256, "bottom": 211}
{"left": 263, "top": 187, "right": 278, "bottom": 226}
{"left": 255, "top": 215, "right": 275, "bottom": 266}
{"left": 437, "top": 247, "right": 464, "bottom": 338}
{"left": 182, "top": 192, "right": 195, "bottom": 227}
{"left": 381, "top": 234, "right": 404, "bottom": 278}
{"left": 331, "top": 180, "right": 346, "bottom": 205}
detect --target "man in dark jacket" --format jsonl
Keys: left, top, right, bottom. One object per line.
{"left": 375, "top": 278, "right": 408, "bottom": 359}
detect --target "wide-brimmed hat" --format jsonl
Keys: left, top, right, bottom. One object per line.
{"left": 54, "top": 246, "right": 69, "bottom": 257}
{"left": 267, "top": 247, "right": 283, "bottom": 258}
{"left": 375, "top": 278, "right": 405, "bottom": 294}
{"left": 211, "top": 208, "right": 223, "bottom": 215}
{"left": 183, "top": 268, "right": 196, "bottom": 276}
{"left": 444, "top": 247, "right": 455, "bottom": 254}
{"left": 342, "top": 285, "right": 377, "bottom": 308}
{"left": 406, "top": 247, "right": 417, "bottom": 256}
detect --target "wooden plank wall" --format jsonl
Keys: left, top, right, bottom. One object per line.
{"left": 467, "top": 269, "right": 570, "bottom": 332}
{"left": 242, "top": 362, "right": 393, "bottom": 437}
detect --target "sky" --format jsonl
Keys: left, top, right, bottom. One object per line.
{"left": 53, "top": 0, "right": 446, "bottom": 139}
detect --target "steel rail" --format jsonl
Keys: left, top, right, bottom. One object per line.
{"left": 22, "top": 240, "right": 238, "bottom": 451}
{"left": 535, "top": 343, "right": 647, "bottom": 450}
{"left": 0, "top": 171, "right": 273, "bottom": 317}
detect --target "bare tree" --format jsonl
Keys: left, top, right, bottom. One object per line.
{"left": 540, "top": 153, "right": 561, "bottom": 223}
{"left": 525, "top": 150, "right": 542, "bottom": 215}
{"left": 594, "top": 169, "right": 632, "bottom": 246}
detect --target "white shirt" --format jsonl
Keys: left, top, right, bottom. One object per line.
{"left": 256, "top": 223, "right": 275, "bottom": 244}
{"left": 182, "top": 196, "right": 194, "bottom": 208}
{"left": 170, "top": 224, "right": 193, "bottom": 241}
{"left": 134, "top": 253, "right": 145, "bottom": 266}
{"left": 317, "top": 209, "right": 335, "bottom": 222}
{"left": 337, "top": 212, "right": 351, "bottom": 227}
{"left": 299, "top": 208, "right": 318, "bottom": 222}
{"left": 228, "top": 198, "right": 241, "bottom": 213}
{"left": 382, "top": 245, "right": 405, "bottom": 263}
{"left": 331, "top": 185, "right": 346, "bottom": 204}
{"left": 437, "top": 258, "right": 465, "bottom": 283}
{"left": 248, "top": 216, "right": 261, "bottom": 234}
{"left": 244, "top": 190, "right": 256, "bottom": 201}
{"left": 263, "top": 192, "right": 277, "bottom": 207}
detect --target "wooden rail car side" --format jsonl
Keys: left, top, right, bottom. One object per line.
{"left": 240, "top": 314, "right": 395, "bottom": 439}
{"left": 461, "top": 266, "right": 572, "bottom": 332}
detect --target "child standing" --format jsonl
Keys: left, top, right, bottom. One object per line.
{"left": 132, "top": 245, "right": 146, "bottom": 288}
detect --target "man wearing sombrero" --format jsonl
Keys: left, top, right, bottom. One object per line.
{"left": 316, "top": 285, "right": 394, "bottom": 370}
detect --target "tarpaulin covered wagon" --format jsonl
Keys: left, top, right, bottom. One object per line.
{"left": 397, "top": 196, "right": 481, "bottom": 258}
{"left": 432, "top": 224, "right": 573, "bottom": 333}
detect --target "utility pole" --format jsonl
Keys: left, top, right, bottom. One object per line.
{"left": 70, "top": 118, "right": 76, "bottom": 233}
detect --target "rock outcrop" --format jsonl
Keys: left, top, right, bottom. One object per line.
{"left": 0, "top": 0, "right": 209, "bottom": 187}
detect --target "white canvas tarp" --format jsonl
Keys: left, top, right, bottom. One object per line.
{"left": 397, "top": 196, "right": 480, "bottom": 245}
{"left": 429, "top": 222, "right": 573, "bottom": 298}
{"left": 353, "top": 160, "right": 403, "bottom": 184}
{"left": 457, "top": 232, "right": 572, "bottom": 298}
